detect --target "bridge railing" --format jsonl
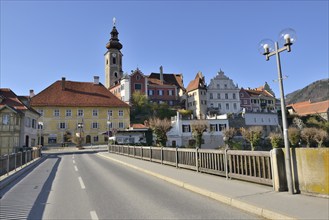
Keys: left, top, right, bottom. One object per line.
{"left": 109, "top": 145, "right": 273, "bottom": 186}
{"left": 0, "top": 149, "right": 42, "bottom": 177}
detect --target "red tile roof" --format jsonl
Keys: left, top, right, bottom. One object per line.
{"left": 148, "top": 73, "right": 184, "bottom": 89}
{"left": 130, "top": 123, "right": 148, "bottom": 129}
{"left": 186, "top": 72, "right": 206, "bottom": 92}
{"left": 287, "top": 100, "right": 329, "bottom": 116}
{"left": 30, "top": 79, "right": 129, "bottom": 107}
{"left": 0, "top": 88, "right": 38, "bottom": 114}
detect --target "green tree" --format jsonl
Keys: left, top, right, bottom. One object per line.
{"left": 191, "top": 120, "right": 209, "bottom": 148}
{"left": 240, "top": 126, "right": 263, "bottom": 151}
{"left": 288, "top": 127, "right": 301, "bottom": 147}
{"left": 148, "top": 117, "right": 172, "bottom": 147}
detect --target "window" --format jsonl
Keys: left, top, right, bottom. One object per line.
{"left": 135, "top": 83, "right": 142, "bottom": 90}
{"left": 244, "top": 100, "right": 248, "bottom": 104}
{"left": 240, "top": 93, "right": 244, "bottom": 97}
{"left": 224, "top": 84, "right": 227, "bottom": 88}
{"left": 77, "top": 109, "right": 84, "bottom": 117}
{"left": 217, "top": 84, "right": 220, "bottom": 88}
{"left": 218, "top": 124, "right": 227, "bottom": 131}
{"left": 59, "top": 122, "right": 66, "bottom": 129}
{"left": 66, "top": 109, "right": 72, "bottom": 117}
{"left": 92, "top": 122, "right": 99, "bottom": 129}
{"left": 158, "top": 90, "right": 163, "bottom": 96}
{"left": 217, "top": 93, "right": 221, "bottom": 99}
{"left": 112, "top": 57, "right": 116, "bottom": 64}
{"left": 107, "top": 122, "right": 112, "bottom": 129}
{"left": 121, "top": 85, "right": 124, "bottom": 91}
{"left": 182, "top": 125, "right": 191, "bottom": 133}
{"left": 92, "top": 109, "right": 98, "bottom": 117}
{"left": 210, "top": 124, "right": 218, "bottom": 132}
{"left": 32, "top": 119, "right": 37, "bottom": 129}
{"left": 94, "top": 136, "right": 99, "bottom": 142}
{"left": 226, "top": 103, "right": 229, "bottom": 110}
{"left": 54, "top": 109, "right": 60, "bottom": 117}
{"left": 148, "top": 90, "right": 154, "bottom": 96}
{"left": 169, "top": 100, "right": 174, "bottom": 106}
{"left": 119, "top": 110, "right": 124, "bottom": 117}
{"left": 210, "top": 93, "right": 213, "bottom": 99}
{"left": 25, "top": 117, "right": 31, "bottom": 127}
{"left": 2, "top": 114, "right": 9, "bottom": 125}
{"left": 136, "top": 75, "right": 141, "bottom": 80}
{"left": 233, "top": 103, "right": 237, "bottom": 110}
{"left": 233, "top": 94, "right": 236, "bottom": 99}
{"left": 119, "top": 122, "right": 124, "bottom": 128}
{"left": 218, "top": 103, "right": 221, "bottom": 109}
{"left": 108, "top": 110, "right": 113, "bottom": 117}
{"left": 225, "top": 93, "right": 228, "bottom": 99}
{"left": 168, "top": 90, "right": 174, "bottom": 96}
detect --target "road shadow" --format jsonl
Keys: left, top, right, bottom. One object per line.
{"left": 27, "top": 155, "right": 61, "bottom": 219}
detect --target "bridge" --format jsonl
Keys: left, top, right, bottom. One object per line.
{"left": 0, "top": 146, "right": 328, "bottom": 220}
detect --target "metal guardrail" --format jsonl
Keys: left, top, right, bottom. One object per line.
{"left": 109, "top": 145, "right": 273, "bottom": 186}
{"left": 0, "top": 149, "right": 42, "bottom": 176}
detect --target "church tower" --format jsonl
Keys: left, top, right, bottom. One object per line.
{"left": 105, "top": 18, "right": 123, "bottom": 89}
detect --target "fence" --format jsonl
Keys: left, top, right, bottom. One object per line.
{"left": 109, "top": 145, "right": 273, "bottom": 186}
{"left": 0, "top": 149, "right": 42, "bottom": 176}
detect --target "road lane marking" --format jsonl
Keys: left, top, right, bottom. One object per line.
{"left": 74, "top": 165, "right": 78, "bottom": 171}
{"left": 90, "top": 211, "right": 99, "bottom": 220}
{"left": 73, "top": 160, "right": 76, "bottom": 164}
{"left": 78, "top": 176, "right": 86, "bottom": 189}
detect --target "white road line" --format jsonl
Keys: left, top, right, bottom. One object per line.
{"left": 78, "top": 176, "right": 86, "bottom": 189}
{"left": 90, "top": 211, "right": 99, "bottom": 220}
{"left": 74, "top": 165, "right": 78, "bottom": 171}
{"left": 73, "top": 160, "right": 76, "bottom": 164}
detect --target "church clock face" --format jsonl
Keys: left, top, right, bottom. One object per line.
{"left": 112, "top": 53, "right": 116, "bottom": 58}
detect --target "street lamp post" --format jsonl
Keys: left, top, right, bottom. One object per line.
{"left": 38, "top": 122, "right": 43, "bottom": 146}
{"left": 77, "top": 122, "right": 84, "bottom": 148}
{"left": 259, "top": 28, "right": 296, "bottom": 194}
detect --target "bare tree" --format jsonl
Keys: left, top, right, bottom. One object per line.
{"left": 301, "top": 127, "right": 317, "bottom": 148}
{"left": 191, "top": 120, "right": 209, "bottom": 148}
{"left": 288, "top": 127, "right": 301, "bottom": 147}
{"left": 222, "top": 128, "right": 236, "bottom": 149}
{"left": 314, "top": 129, "right": 328, "bottom": 148}
{"left": 240, "top": 126, "right": 263, "bottom": 151}
{"left": 269, "top": 132, "right": 283, "bottom": 148}
{"left": 148, "top": 117, "right": 172, "bottom": 147}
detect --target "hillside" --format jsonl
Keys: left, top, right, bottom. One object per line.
{"left": 285, "top": 78, "right": 329, "bottom": 104}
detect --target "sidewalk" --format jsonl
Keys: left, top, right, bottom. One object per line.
{"left": 98, "top": 151, "right": 329, "bottom": 220}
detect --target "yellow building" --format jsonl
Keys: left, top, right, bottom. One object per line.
{"left": 30, "top": 76, "right": 130, "bottom": 146}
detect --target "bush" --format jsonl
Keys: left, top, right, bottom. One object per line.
{"left": 269, "top": 132, "right": 284, "bottom": 148}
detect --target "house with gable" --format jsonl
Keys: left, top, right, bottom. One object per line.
{"left": 0, "top": 88, "right": 40, "bottom": 155}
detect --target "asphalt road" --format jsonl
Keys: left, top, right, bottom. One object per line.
{"left": 0, "top": 151, "right": 261, "bottom": 219}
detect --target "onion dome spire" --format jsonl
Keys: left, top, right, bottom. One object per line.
{"left": 106, "top": 17, "right": 123, "bottom": 50}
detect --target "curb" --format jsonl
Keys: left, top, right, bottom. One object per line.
{"left": 0, "top": 156, "right": 46, "bottom": 191}
{"left": 97, "top": 152, "right": 296, "bottom": 220}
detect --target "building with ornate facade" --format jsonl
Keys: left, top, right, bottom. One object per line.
{"left": 207, "top": 70, "right": 241, "bottom": 115}
{"left": 0, "top": 88, "right": 40, "bottom": 155}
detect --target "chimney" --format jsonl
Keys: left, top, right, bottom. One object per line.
{"left": 29, "top": 89, "right": 35, "bottom": 98}
{"left": 61, "top": 77, "right": 66, "bottom": 90}
{"left": 94, "top": 76, "right": 100, "bottom": 85}
{"left": 160, "top": 65, "right": 163, "bottom": 84}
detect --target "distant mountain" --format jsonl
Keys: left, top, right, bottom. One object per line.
{"left": 285, "top": 78, "right": 329, "bottom": 105}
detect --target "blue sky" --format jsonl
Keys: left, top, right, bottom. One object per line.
{"left": 1, "top": 0, "right": 328, "bottom": 98}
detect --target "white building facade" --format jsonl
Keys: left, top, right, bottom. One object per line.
{"left": 207, "top": 70, "right": 241, "bottom": 115}
{"left": 166, "top": 113, "right": 229, "bottom": 149}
